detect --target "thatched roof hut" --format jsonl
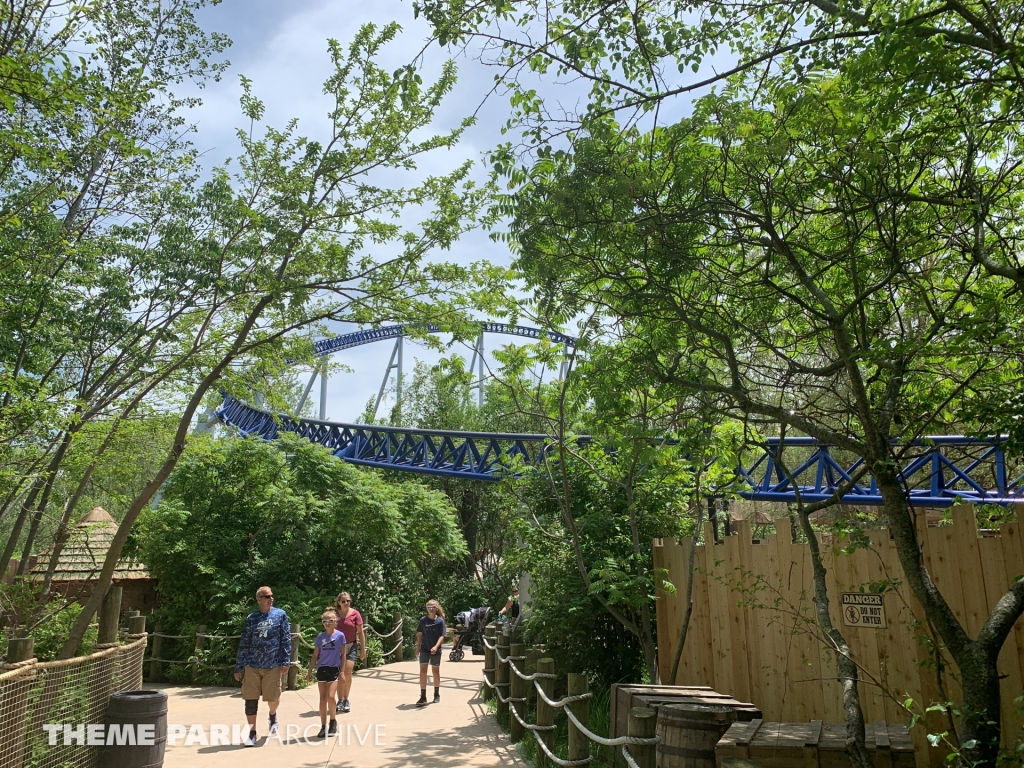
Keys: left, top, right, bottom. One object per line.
{"left": 30, "top": 507, "right": 156, "bottom": 610}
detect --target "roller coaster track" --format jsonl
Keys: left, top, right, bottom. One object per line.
{"left": 309, "top": 322, "right": 576, "bottom": 358}
{"left": 216, "top": 397, "right": 1024, "bottom": 507}
{"left": 217, "top": 323, "right": 1024, "bottom": 506}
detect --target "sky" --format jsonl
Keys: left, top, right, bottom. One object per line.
{"left": 181, "top": 0, "right": 714, "bottom": 424}
{"left": 181, "top": 0, "right": 543, "bottom": 422}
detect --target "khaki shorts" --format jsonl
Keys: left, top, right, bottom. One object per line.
{"left": 240, "top": 666, "right": 283, "bottom": 702}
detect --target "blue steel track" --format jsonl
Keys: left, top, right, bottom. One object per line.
{"left": 217, "top": 324, "right": 1024, "bottom": 508}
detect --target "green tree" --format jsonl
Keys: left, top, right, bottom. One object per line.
{"left": 132, "top": 432, "right": 466, "bottom": 678}
{"left": 55, "top": 22, "right": 498, "bottom": 658}
{"left": 503, "top": 70, "right": 1024, "bottom": 761}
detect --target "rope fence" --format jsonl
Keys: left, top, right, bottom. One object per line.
{"left": 146, "top": 612, "right": 406, "bottom": 685}
{"left": 481, "top": 625, "right": 659, "bottom": 768}
{"left": 0, "top": 603, "right": 148, "bottom": 768}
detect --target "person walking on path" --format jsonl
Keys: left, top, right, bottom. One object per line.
{"left": 498, "top": 585, "right": 520, "bottom": 636}
{"left": 334, "top": 590, "right": 366, "bottom": 714}
{"left": 234, "top": 586, "right": 291, "bottom": 747}
{"left": 415, "top": 599, "right": 446, "bottom": 706}
{"left": 307, "top": 608, "right": 346, "bottom": 738}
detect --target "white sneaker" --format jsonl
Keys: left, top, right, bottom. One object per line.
{"left": 269, "top": 720, "right": 279, "bottom": 735}
{"left": 243, "top": 732, "right": 257, "bottom": 747}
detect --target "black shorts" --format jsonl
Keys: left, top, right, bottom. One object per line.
{"left": 419, "top": 649, "right": 441, "bottom": 667}
{"left": 316, "top": 666, "right": 340, "bottom": 682}
{"left": 346, "top": 643, "right": 358, "bottom": 662}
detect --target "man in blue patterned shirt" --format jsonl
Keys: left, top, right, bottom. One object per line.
{"left": 234, "top": 586, "right": 291, "bottom": 746}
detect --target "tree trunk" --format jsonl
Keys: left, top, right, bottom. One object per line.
{"left": 959, "top": 645, "right": 1002, "bottom": 764}
{"left": 57, "top": 298, "right": 273, "bottom": 659}
{"left": 874, "top": 467, "right": 1007, "bottom": 765}
{"left": 0, "top": 479, "right": 44, "bottom": 578}
{"left": 794, "top": 503, "right": 872, "bottom": 768}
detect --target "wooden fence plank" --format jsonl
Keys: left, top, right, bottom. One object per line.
{"left": 703, "top": 522, "right": 734, "bottom": 699}
{"left": 655, "top": 505, "right": 1024, "bottom": 764}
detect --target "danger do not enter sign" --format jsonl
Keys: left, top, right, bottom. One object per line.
{"left": 841, "top": 592, "right": 887, "bottom": 628}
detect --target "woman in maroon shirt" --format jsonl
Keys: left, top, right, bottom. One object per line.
{"left": 333, "top": 591, "right": 366, "bottom": 713}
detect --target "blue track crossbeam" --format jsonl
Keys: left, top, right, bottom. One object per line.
{"left": 216, "top": 397, "right": 1024, "bottom": 506}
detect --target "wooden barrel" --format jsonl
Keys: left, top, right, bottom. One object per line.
{"left": 97, "top": 689, "right": 168, "bottom": 768}
{"left": 656, "top": 702, "right": 738, "bottom": 767}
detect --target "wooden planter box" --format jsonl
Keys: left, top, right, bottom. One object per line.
{"left": 716, "top": 719, "right": 915, "bottom": 767}
{"left": 611, "top": 684, "right": 762, "bottom": 742}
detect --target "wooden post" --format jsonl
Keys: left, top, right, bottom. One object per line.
{"left": 7, "top": 637, "right": 33, "bottom": 663}
{"left": 192, "top": 625, "right": 206, "bottom": 683}
{"left": 150, "top": 625, "right": 163, "bottom": 682}
{"left": 526, "top": 646, "right": 540, "bottom": 704}
{"left": 495, "top": 631, "right": 510, "bottom": 720}
{"left": 97, "top": 585, "right": 123, "bottom": 645}
{"left": 128, "top": 615, "right": 146, "bottom": 635}
{"left": 536, "top": 657, "right": 555, "bottom": 768}
{"left": 288, "top": 623, "right": 300, "bottom": 690}
{"left": 393, "top": 612, "right": 404, "bottom": 662}
{"left": 1, "top": 638, "right": 35, "bottom": 768}
{"left": 627, "top": 706, "right": 657, "bottom": 768}
{"left": 509, "top": 641, "right": 526, "bottom": 743}
{"left": 483, "top": 623, "right": 496, "bottom": 701}
{"left": 568, "top": 672, "right": 590, "bottom": 764}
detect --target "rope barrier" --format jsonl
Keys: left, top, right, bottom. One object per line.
{"left": 365, "top": 620, "right": 403, "bottom": 639}
{"left": 145, "top": 657, "right": 303, "bottom": 669}
{"left": 196, "top": 633, "right": 241, "bottom": 640}
{"left": 563, "top": 705, "right": 656, "bottom": 746}
{"left": 484, "top": 646, "right": 659, "bottom": 763}
{"left": 0, "top": 657, "right": 37, "bottom": 671}
{"left": 508, "top": 698, "right": 556, "bottom": 731}
{"left": 150, "top": 632, "right": 196, "bottom": 640}
{"left": 530, "top": 728, "right": 593, "bottom": 767}
{"left": 508, "top": 657, "right": 556, "bottom": 681}
{"left": 621, "top": 745, "right": 644, "bottom": 768}
{"left": 534, "top": 679, "right": 593, "bottom": 709}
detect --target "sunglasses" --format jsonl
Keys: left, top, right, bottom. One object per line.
{"left": 338, "top": 599, "right": 350, "bottom": 604}
{"left": 426, "top": 606, "right": 437, "bottom": 611}
{"left": 257, "top": 594, "right": 273, "bottom": 600}
{"left": 322, "top": 619, "right": 336, "bottom": 624}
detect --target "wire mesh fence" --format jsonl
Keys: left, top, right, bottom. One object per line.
{"left": 0, "top": 632, "right": 147, "bottom": 768}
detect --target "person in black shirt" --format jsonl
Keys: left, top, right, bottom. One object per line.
{"left": 415, "top": 600, "right": 446, "bottom": 706}
{"left": 499, "top": 586, "right": 520, "bottom": 634}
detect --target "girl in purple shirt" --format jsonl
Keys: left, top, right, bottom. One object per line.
{"left": 307, "top": 609, "right": 347, "bottom": 738}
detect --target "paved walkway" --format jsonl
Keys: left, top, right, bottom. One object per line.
{"left": 158, "top": 658, "right": 523, "bottom": 768}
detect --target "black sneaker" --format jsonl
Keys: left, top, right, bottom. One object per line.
{"left": 416, "top": 693, "right": 428, "bottom": 707}
{"left": 316, "top": 726, "right": 326, "bottom": 739}
{"left": 328, "top": 720, "right": 338, "bottom": 736}
{"left": 433, "top": 691, "right": 440, "bottom": 704}
{"left": 336, "top": 700, "right": 344, "bottom": 713}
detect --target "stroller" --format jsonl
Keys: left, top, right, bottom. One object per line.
{"left": 449, "top": 606, "right": 491, "bottom": 661}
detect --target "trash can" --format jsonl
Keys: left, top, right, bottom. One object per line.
{"left": 97, "top": 689, "right": 168, "bottom": 768}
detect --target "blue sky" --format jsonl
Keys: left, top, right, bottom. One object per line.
{"left": 185, "top": 0, "right": 538, "bottom": 422}
{"left": 184, "top": 1, "right": 715, "bottom": 423}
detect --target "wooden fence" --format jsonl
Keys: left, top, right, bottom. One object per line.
{"left": 653, "top": 506, "right": 1024, "bottom": 768}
